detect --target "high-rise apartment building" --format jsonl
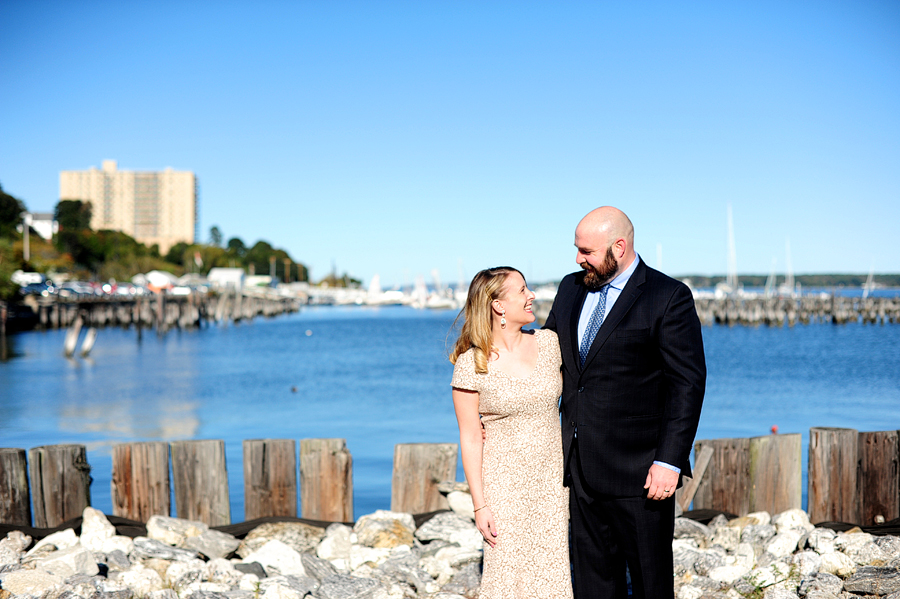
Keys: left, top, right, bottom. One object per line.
{"left": 59, "top": 160, "right": 197, "bottom": 254}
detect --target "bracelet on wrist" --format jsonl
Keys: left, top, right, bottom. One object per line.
{"left": 473, "top": 505, "right": 487, "bottom": 513}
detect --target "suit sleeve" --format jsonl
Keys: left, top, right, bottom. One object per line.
{"left": 654, "top": 283, "right": 707, "bottom": 469}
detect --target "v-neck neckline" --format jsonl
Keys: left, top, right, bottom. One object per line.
{"left": 489, "top": 331, "right": 541, "bottom": 381}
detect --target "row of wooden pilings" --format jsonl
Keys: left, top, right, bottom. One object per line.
{"left": 693, "top": 296, "right": 900, "bottom": 326}
{"left": 686, "top": 427, "right": 899, "bottom": 525}
{"left": 27, "top": 290, "right": 300, "bottom": 336}
{"left": 2, "top": 427, "right": 896, "bottom": 529}
{"left": 0, "top": 440, "right": 457, "bottom": 528}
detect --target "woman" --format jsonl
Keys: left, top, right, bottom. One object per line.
{"left": 449, "top": 267, "right": 572, "bottom": 598}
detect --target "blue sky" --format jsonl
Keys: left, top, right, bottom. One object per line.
{"left": 2, "top": 1, "right": 898, "bottom": 286}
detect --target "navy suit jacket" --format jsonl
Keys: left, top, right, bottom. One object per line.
{"left": 545, "top": 260, "right": 706, "bottom": 497}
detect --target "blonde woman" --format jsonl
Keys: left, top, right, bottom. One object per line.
{"left": 450, "top": 266, "right": 572, "bottom": 599}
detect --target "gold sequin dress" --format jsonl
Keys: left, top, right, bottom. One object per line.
{"left": 451, "top": 329, "right": 573, "bottom": 599}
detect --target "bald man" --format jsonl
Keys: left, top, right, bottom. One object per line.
{"left": 544, "top": 207, "right": 706, "bottom": 598}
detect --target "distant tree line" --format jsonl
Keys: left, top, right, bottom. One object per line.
{"left": 679, "top": 274, "right": 900, "bottom": 288}
{"left": 0, "top": 184, "right": 315, "bottom": 300}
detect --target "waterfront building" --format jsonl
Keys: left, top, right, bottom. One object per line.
{"left": 59, "top": 160, "right": 197, "bottom": 254}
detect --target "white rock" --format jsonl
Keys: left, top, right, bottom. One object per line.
{"left": 734, "top": 543, "right": 758, "bottom": 570}
{"left": 447, "top": 491, "right": 475, "bottom": 520}
{"left": 819, "top": 551, "right": 857, "bottom": 578}
{"left": 80, "top": 507, "right": 117, "bottom": 551}
{"left": 239, "top": 573, "right": 262, "bottom": 591}
{"left": 26, "top": 528, "right": 79, "bottom": 556}
{"left": 148, "top": 590, "right": 179, "bottom": 599}
{"left": 708, "top": 564, "right": 752, "bottom": 584}
{"left": 746, "top": 511, "right": 772, "bottom": 526}
{"left": 419, "top": 555, "right": 455, "bottom": 586}
{"left": 349, "top": 545, "right": 392, "bottom": 570}
{"left": 146, "top": 515, "right": 209, "bottom": 546}
{"left": 806, "top": 528, "right": 837, "bottom": 554}
{"left": 101, "top": 535, "right": 135, "bottom": 555}
{"left": 165, "top": 558, "right": 207, "bottom": 586}
{"left": 766, "top": 531, "right": 803, "bottom": 559}
{"left": 353, "top": 510, "right": 416, "bottom": 548}
{"left": 119, "top": 565, "right": 166, "bottom": 595}
{"left": 434, "top": 545, "right": 483, "bottom": 568}
{"left": 677, "top": 586, "right": 704, "bottom": 599}
{"left": 792, "top": 550, "right": 823, "bottom": 577}
{"left": 317, "top": 523, "right": 353, "bottom": 564}
{"left": 711, "top": 525, "right": 741, "bottom": 552}
{"left": 772, "top": 509, "right": 813, "bottom": 534}
{"left": 762, "top": 588, "right": 799, "bottom": 599}
{"left": 0, "top": 569, "right": 64, "bottom": 595}
{"left": 35, "top": 544, "right": 100, "bottom": 577}
{"left": 262, "top": 583, "right": 306, "bottom": 599}
{"left": 242, "top": 539, "right": 306, "bottom": 577}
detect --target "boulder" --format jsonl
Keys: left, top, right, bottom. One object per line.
{"left": 711, "top": 526, "right": 741, "bottom": 552}
{"left": 791, "top": 550, "right": 823, "bottom": 578}
{"left": 674, "top": 518, "right": 712, "bottom": 544}
{"left": 742, "top": 524, "right": 778, "bottom": 548}
{"left": 842, "top": 566, "right": 900, "bottom": 596}
{"left": 242, "top": 540, "right": 306, "bottom": 578}
{"left": 317, "top": 524, "right": 353, "bottom": 569}
{"left": 300, "top": 553, "right": 337, "bottom": 582}
{"left": 819, "top": 551, "right": 857, "bottom": 578}
{"left": 132, "top": 537, "right": 201, "bottom": 562}
{"left": 415, "top": 512, "right": 481, "bottom": 551}
{"left": 0, "top": 568, "right": 64, "bottom": 595}
{"left": 440, "top": 562, "right": 481, "bottom": 599}
{"left": 766, "top": 531, "right": 804, "bottom": 559}
{"left": 434, "top": 545, "right": 482, "bottom": 570}
{"left": 237, "top": 522, "right": 325, "bottom": 558}
{"left": 353, "top": 510, "right": 416, "bottom": 549}
{"left": 118, "top": 565, "right": 166, "bottom": 596}
{"left": 183, "top": 529, "right": 241, "bottom": 560}
{"left": 145, "top": 515, "right": 208, "bottom": 547}
{"left": 798, "top": 571, "right": 842, "bottom": 597}
{"left": 315, "top": 574, "right": 382, "bottom": 599}
{"left": 35, "top": 545, "right": 100, "bottom": 577}
{"left": 80, "top": 508, "right": 117, "bottom": 552}
{"left": 26, "top": 529, "right": 79, "bottom": 557}
{"left": 806, "top": 528, "right": 837, "bottom": 554}
{"left": 772, "top": 510, "right": 813, "bottom": 534}
{"left": 447, "top": 492, "right": 475, "bottom": 521}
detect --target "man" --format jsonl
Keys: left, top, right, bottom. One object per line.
{"left": 544, "top": 206, "right": 706, "bottom": 598}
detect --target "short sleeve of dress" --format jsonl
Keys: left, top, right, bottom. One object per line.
{"left": 451, "top": 350, "right": 480, "bottom": 392}
{"left": 541, "top": 329, "right": 562, "bottom": 369}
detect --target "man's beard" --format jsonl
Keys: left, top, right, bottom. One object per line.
{"left": 582, "top": 246, "right": 618, "bottom": 291}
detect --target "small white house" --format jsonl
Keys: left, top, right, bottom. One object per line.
{"left": 207, "top": 267, "right": 245, "bottom": 290}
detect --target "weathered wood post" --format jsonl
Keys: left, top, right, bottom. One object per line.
{"left": 858, "top": 430, "right": 899, "bottom": 525}
{"left": 171, "top": 440, "right": 230, "bottom": 526}
{"left": 808, "top": 427, "right": 859, "bottom": 524}
{"left": 28, "top": 444, "right": 92, "bottom": 528}
{"left": 243, "top": 439, "right": 297, "bottom": 520}
{"left": 749, "top": 433, "right": 802, "bottom": 514}
{"left": 111, "top": 442, "right": 171, "bottom": 522}
{"left": 692, "top": 438, "right": 751, "bottom": 516}
{"left": 0, "top": 448, "right": 32, "bottom": 526}
{"left": 391, "top": 443, "right": 458, "bottom": 514}
{"left": 299, "top": 438, "right": 353, "bottom": 522}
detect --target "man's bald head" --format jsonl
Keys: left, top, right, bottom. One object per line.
{"left": 574, "top": 206, "right": 636, "bottom": 288}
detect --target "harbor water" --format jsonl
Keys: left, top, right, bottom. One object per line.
{"left": 1, "top": 304, "right": 899, "bottom": 521}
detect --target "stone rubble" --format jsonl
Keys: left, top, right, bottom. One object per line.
{"left": 1, "top": 495, "right": 898, "bottom": 599}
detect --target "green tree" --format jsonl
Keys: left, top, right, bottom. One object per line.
{"left": 0, "top": 238, "right": 20, "bottom": 300}
{"left": 209, "top": 225, "right": 223, "bottom": 247}
{"left": 226, "top": 237, "right": 247, "bottom": 258}
{"left": 0, "top": 184, "right": 25, "bottom": 239}
{"left": 55, "top": 199, "right": 92, "bottom": 231}
{"left": 164, "top": 242, "right": 190, "bottom": 266}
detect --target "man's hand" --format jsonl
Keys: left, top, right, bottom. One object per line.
{"left": 644, "top": 463, "right": 679, "bottom": 501}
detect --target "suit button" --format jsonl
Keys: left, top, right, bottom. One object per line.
{"left": 578, "top": 387, "right": 584, "bottom": 393}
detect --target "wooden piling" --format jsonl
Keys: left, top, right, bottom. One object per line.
{"left": 692, "top": 438, "right": 751, "bottom": 516}
{"left": 391, "top": 443, "right": 458, "bottom": 514}
{"left": 171, "top": 440, "right": 230, "bottom": 526}
{"left": 858, "top": 430, "right": 900, "bottom": 525}
{"left": 243, "top": 439, "right": 297, "bottom": 520}
{"left": 111, "top": 442, "right": 171, "bottom": 522}
{"left": 28, "top": 444, "right": 92, "bottom": 528}
{"left": 299, "top": 438, "right": 353, "bottom": 522}
{"left": 808, "top": 427, "right": 859, "bottom": 524}
{"left": 749, "top": 433, "right": 802, "bottom": 514}
{"left": 0, "top": 448, "right": 32, "bottom": 526}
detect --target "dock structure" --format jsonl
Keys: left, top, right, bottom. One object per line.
{"left": 1, "top": 427, "right": 897, "bottom": 528}
{"left": 22, "top": 289, "right": 302, "bottom": 337}
{"left": 534, "top": 294, "right": 900, "bottom": 327}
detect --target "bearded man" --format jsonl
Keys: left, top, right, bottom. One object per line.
{"left": 544, "top": 206, "right": 706, "bottom": 599}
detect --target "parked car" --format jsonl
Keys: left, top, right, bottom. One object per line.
{"left": 20, "top": 282, "right": 55, "bottom": 297}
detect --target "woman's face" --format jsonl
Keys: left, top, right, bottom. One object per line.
{"left": 497, "top": 271, "right": 536, "bottom": 326}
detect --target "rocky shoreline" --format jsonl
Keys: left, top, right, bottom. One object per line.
{"left": 1, "top": 483, "right": 899, "bottom": 599}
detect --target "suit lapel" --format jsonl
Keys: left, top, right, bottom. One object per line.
{"left": 569, "top": 279, "right": 589, "bottom": 372}
{"left": 581, "top": 260, "right": 647, "bottom": 371}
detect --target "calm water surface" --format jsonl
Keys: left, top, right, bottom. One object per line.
{"left": 1, "top": 306, "right": 898, "bottom": 521}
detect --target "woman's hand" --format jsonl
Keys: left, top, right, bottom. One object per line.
{"left": 475, "top": 506, "right": 498, "bottom": 548}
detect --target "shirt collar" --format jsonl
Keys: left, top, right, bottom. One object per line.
{"left": 608, "top": 253, "right": 641, "bottom": 291}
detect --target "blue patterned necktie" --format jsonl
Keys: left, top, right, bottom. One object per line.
{"left": 579, "top": 285, "right": 609, "bottom": 366}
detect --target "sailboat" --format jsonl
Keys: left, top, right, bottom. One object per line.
{"left": 715, "top": 204, "right": 740, "bottom": 298}
{"left": 862, "top": 266, "right": 875, "bottom": 299}
{"left": 777, "top": 239, "right": 799, "bottom": 297}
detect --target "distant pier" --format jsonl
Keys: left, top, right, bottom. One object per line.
{"left": 533, "top": 294, "right": 900, "bottom": 327}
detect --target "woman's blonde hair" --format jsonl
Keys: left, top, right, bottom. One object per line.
{"left": 449, "top": 266, "right": 523, "bottom": 374}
